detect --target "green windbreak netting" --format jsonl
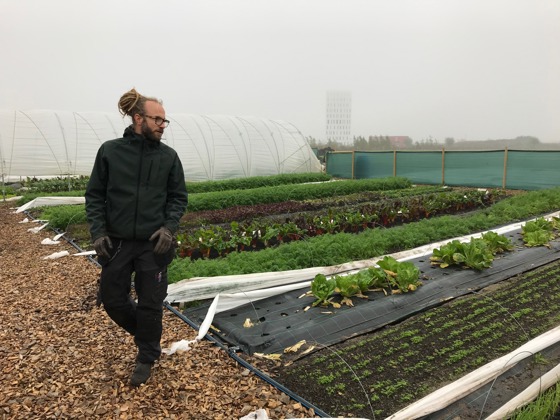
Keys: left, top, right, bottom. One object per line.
{"left": 326, "top": 149, "right": 560, "bottom": 190}
{"left": 326, "top": 152, "right": 353, "bottom": 179}
{"left": 395, "top": 152, "right": 442, "bottom": 184}
{"left": 444, "top": 151, "right": 504, "bottom": 188}
{"left": 354, "top": 151, "right": 394, "bottom": 178}
{"left": 506, "top": 151, "right": 560, "bottom": 190}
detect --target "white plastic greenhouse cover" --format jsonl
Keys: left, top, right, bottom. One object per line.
{"left": 0, "top": 110, "right": 322, "bottom": 182}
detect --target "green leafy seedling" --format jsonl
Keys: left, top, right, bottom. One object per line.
{"left": 365, "top": 266, "right": 390, "bottom": 289}
{"left": 430, "top": 240, "right": 464, "bottom": 268}
{"left": 522, "top": 218, "right": 556, "bottom": 248}
{"left": 453, "top": 238, "right": 494, "bottom": 271}
{"left": 310, "top": 274, "right": 336, "bottom": 307}
{"left": 334, "top": 275, "right": 363, "bottom": 306}
{"left": 377, "top": 256, "right": 422, "bottom": 293}
{"left": 481, "top": 231, "right": 514, "bottom": 254}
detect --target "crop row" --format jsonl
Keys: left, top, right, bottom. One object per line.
{"left": 181, "top": 185, "right": 453, "bottom": 227}
{"left": 176, "top": 188, "right": 505, "bottom": 260}
{"left": 25, "top": 176, "right": 414, "bottom": 231}
{"left": 184, "top": 176, "right": 413, "bottom": 212}
{"left": 168, "top": 187, "right": 560, "bottom": 282}
{"left": 13, "top": 172, "right": 332, "bottom": 196}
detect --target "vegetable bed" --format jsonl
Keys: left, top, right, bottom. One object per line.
{"left": 261, "top": 258, "right": 560, "bottom": 418}
{"left": 185, "top": 225, "right": 560, "bottom": 355}
{"left": 21, "top": 175, "right": 560, "bottom": 418}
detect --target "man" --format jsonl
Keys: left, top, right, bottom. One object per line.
{"left": 85, "top": 88, "right": 188, "bottom": 386}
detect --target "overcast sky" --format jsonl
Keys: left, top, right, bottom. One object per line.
{"left": 1, "top": 0, "right": 559, "bottom": 143}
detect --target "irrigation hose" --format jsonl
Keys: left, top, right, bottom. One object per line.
{"left": 163, "top": 302, "right": 331, "bottom": 418}
{"left": 25, "top": 210, "right": 331, "bottom": 419}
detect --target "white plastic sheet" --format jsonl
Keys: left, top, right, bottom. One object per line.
{"left": 27, "top": 222, "right": 49, "bottom": 233}
{"left": 42, "top": 250, "right": 69, "bottom": 260}
{"left": 41, "top": 238, "right": 60, "bottom": 245}
{"left": 162, "top": 294, "right": 221, "bottom": 355}
{"left": 72, "top": 250, "right": 96, "bottom": 256}
{"left": 16, "top": 197, "right": 85, "bottom": 213}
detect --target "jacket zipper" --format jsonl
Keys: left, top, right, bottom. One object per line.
{"left": 133, "top": 139, "right": 144, "bottom": 239}
{"left": 146, "top": 160, "right": 153, "bottom": 184}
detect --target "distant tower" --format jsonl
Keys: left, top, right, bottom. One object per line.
{"left": 326, "top": 90, "right": 352, "bottom": 144}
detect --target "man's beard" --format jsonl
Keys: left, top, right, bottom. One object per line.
{"left": 141, "top": 121, "right": 162, "bottom": 143}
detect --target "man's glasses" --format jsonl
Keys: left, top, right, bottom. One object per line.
{"left": 143, "top": 114, "right": 170, "bottom": 128}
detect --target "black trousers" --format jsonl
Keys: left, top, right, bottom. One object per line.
{"left": 98, "top": 239, "right": 173, "bottom": 364}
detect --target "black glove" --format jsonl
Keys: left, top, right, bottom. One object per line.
{"left": 150, "top": 227, "right": 173, "bottom": 254}
{"left": 93, "top": 236, "right": 113, "bottom": 259}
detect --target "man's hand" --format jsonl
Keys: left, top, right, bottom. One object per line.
{"left": 93, "top": 236, "right": 113, "bottom": 258}
{"left": 150, "top": 227, "right": 173, "bottom": 254}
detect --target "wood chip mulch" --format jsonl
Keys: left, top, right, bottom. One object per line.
{"left": 0, "top": 202, "right": 318, "bottom": 419}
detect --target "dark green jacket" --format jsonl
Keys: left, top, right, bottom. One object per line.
{"left": 85, "top": 126, "right": 188, "bottom": 242}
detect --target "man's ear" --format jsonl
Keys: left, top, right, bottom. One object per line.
{"left": 133, "top": 113, "right": 143, "bottom": 126}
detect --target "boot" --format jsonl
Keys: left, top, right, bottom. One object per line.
{"left": 130, "top": 362, "right": 151, "bottom": 386}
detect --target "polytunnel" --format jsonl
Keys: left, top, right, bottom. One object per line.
{"left": 0, "top": 110, "right": 322, "bottom": 182}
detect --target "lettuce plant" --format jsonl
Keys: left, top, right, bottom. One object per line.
{"left": 523, "top": 230, "right": 555, "bottom": 248}
{"left": 430, "top": 240, "right": 463, "bottom": 269}
{"left": 431, "top": 233, "right": 512, "bottom": 271}
{"left": 376, "top": 256, "right": 422, "bottom": 293}
{"left": 522, "top": 217, "right": 556, "bottom": 248}
{"left": 310, "top": 274, "right": 337, "bottom": 307}
{"left": 480, "top": 231, "right": 514, "bottom": 254}
{"left": 334, "top": 275, "right": 364, "bottom": 306}
{"left": 453, "top": 239, "right": 494, "bottom": 271}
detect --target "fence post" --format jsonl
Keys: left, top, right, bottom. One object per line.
{"left": 351, "top": 151, "right": 355, "bottom": 179}
{"left": 1, "top": 173, "right": 5, "bottom": 201}
{"left": 393, "top": 150, "right": 397, "bottom": 177}
{"left": 442, "top": 148, "right": 446, "bottom": 185}
{"left": 502, "top": 148, "right": 508, "bottom": 189}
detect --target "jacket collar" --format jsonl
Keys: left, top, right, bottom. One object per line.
{"left": 123, "top": 125, "right": 160, "bottom": 148}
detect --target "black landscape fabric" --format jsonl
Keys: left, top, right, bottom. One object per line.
{"left": 183, "top": 229, "right": 560, "bottom": 355}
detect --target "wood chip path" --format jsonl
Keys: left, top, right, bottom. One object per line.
{"left": 0, "top": 202, "right": 317, "bottom": 419}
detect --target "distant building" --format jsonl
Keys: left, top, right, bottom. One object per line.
{"left": 388, "top": 136, "right": 412, "bottom": 149}
{"left": 326, "top": 90, "right": 352, "bottom": 145}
